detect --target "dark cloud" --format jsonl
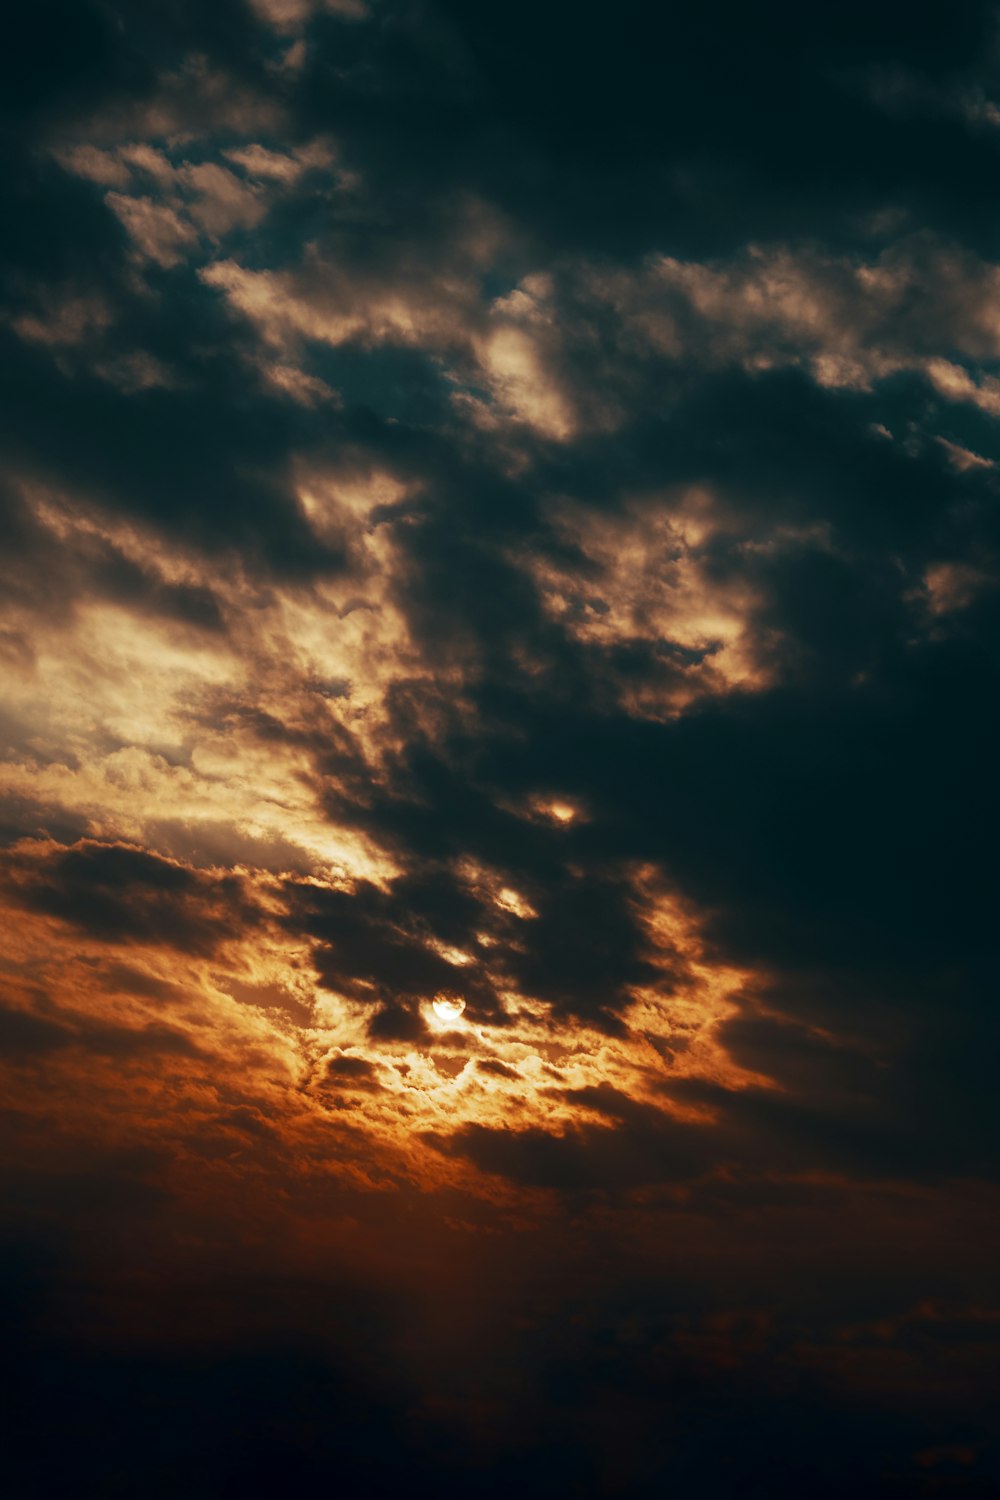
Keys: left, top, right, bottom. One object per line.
{"left": 6, "top": 840, "right": 264, "bottom": 954}
{"left": 96, "top": 962, "right": 184, "bottom": 1004}
{"left": 476, "top": 1057, "right": 518, "bottom": 1080}
{"left": 293, "top": 1, "right": 999, "bottom": 262}
{"left": 289, "top": 876, "right": 474, "bottom": 1002}
{"left": 0, "top": 1001, "right": 74, "bottom": 1058}
{"left": 430, "top": 1095, "right": 716, "bottom": 1193}
{"left": 323, "top": 1051, "right": 379, "bottom": 1086}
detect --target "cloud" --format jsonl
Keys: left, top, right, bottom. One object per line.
{"left": 248, "top": 0, "right": 369, "bottom": 33}
{"left": 2, "top": 7, "right": 1000, "bottom": 1491}
{"left": 4, "top": 839, "right": 264, "bottom": 954}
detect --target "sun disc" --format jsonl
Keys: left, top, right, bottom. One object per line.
{"left": 432, "top": 995, "right": 466, "bottom": 1022}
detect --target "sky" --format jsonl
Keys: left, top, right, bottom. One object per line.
{"left": 2, "top": 3, "right": 999, "bottom": 1496}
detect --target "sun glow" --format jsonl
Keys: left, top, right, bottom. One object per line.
{"left": 431, "top": 994, "right": 467, "bottom": 1023}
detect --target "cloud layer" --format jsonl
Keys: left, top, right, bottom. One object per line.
{"left": 2, "top": 3, "right": 999, "bottom": 1495}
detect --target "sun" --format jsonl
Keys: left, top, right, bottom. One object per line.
{"left": 431, "top": 994, "right": 466, "bottom": 1023}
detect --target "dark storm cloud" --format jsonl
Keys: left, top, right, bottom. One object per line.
{"left": 0, "top": 326, "right": 345, "bottom": 572}
{"left": 0, "top": 3, "right": 329, "bottom": 575}
{"left": 295, "top": 1, "right": 999, "bottom": 260}
{"left": 96, "top": 961, "right": 184, "bottom": 1003}
{"left": 87, "top": 541, "right": 225, "bottom": 632}
{"left": 323, "top": 1051, "right": 379, "bottom": 1086}
{"left": 286, "top": 870, "right": 516, "bottom": 1030}
{"left": 5, "top": 840, "right": 264, "bottom": 954}
{"left": 429, "top": 1089, "right": 717, "bottom": 1193}
{"left": 0, "top": 486, "right": 227, "bottom": 635}
{"left": 439, "top": 1014, "right": 1000, "bottom": 1191}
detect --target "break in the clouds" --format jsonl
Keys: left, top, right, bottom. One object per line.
{"left": 2, "top": 3, "right": 1000, "bottom": 1496}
